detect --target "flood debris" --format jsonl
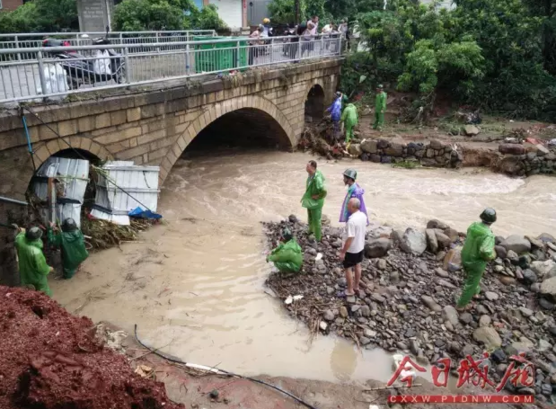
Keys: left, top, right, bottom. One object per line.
{"left": 0, "top": 286, "right": 183, "bottom": 409}
{"left": 81, "top": 217, "right": 157, "bottom": 250}
{"left": 264, "top": 217, "right": 556, "bottom": 404}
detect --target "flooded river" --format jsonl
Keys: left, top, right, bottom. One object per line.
{"left": 51, "top": 150, "right": 556, "bottom": 383}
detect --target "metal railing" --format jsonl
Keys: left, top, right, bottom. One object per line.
{"left": 0, "top": 30, "right": 217, "bottom": 61}
{"left": 0, "top": 35, "right": 342, "bottom": 104}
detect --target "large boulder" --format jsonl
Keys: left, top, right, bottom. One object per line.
{"left": 435, "top": 231, "right": 452, "bottom": 249}
{"left": 525, "top": 235, "right": 545, "bottom": 250}
{"left": 464, "top": 125, "right": 480, "bottom": 136}
{"left": 531, "top": 260, "right": 556, "bottom": 279}
{"left": 360, "top": 139, "right": 378, "bottom": 154}
{"left": 429, "top": 140, "right": 444, "bottom": 150}
{"left": 426, "top": 229, "right": 439, "bottom": 253}
{"left": 499, "top": 144, "right": 526, "bottom": 155}
{"left": 400, "top": 228, "right": 427, "bottom": 255}
{"left": 473, "top": 327, "right": 502, "bottom": 349}
{"left": 538, "top": 233, "right": 555, "bottom": 243}
{"left": 540, "top": 277, "right": 556, "bottom": 302}
{"left": 500, "top": 235, "right": 531, "bottom": 255}
{"left": 348, "top": 144, "right": 362, "bottom": 157}
{"left": 426, "top": 219, "right": 449, "bottom": 230}
{"left": 385, "top": 142, "right": 404, "bottom": 157}
{"left": 365, "top": 238, "right": 392, "bottom": 258}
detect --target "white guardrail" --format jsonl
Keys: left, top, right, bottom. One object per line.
{"left": 0, "top": 34, "right": 343, "bottom": 104}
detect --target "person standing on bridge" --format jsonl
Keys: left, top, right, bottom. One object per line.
{"left": 15, "top": 226, "right": 54, "bottom": 296}
{"left": 339, "top": 169, "right": 368, "bottom": 224}
{"left": 48, "top": 218, "right": 89, "bottom": 280}
{"left": 301, "top": 160, "right": 327, "bottom": 242}
{"left": 248, "top": 26, "right": 264, "bottom": 65}
{"left": 456, "top": 208, "right": 497, "bottom": 311}
{"left": 373, "top": 84, "right": 387, "bottom": 131}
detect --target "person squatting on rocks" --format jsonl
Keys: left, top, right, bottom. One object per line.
{"left": 327, "top": 92, "right": 343, "bottom": 139}
{"left": 266, "top": 228, "right": 303, "bottom": 273}
{"left": 373, "top": 84, "right": 387, "bottom": 131}
{"left": 339, "top": 169, "right": 368, "bottom": 223}
{"left": 15, "top": 226, "right": 54, "bottom": 296}
{"left": 48, "top": 218, "right": 89, "bottom": 280}
{"left": 301, "top": 160, "right": 327, "bottom": 242}
{"left": 456, "top": 208, "right": 497, "bottom": 311}
{"left": 341, "top": 102, "right": 358, "bottom": 146}
{"left": 339, "top": 198, "right": 368, "bottom": 296}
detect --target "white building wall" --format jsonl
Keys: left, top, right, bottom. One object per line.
{"left": 209, "top": 0, "right": 242, "bottom": 29}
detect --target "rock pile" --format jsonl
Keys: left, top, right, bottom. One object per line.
{"left": 264, "top": 218, "right": 556, "bottom": 404}
{"left": 353, "top": 138, "right": 463, "bottom": 168}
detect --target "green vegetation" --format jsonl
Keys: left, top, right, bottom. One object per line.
{"left": 113, "top": 0, "right": 227, "bottom": 31}
{"left": 0, "top": 0, "right": 78, "bottom": 33}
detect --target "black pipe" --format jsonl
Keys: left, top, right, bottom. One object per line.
{"left": 133, "top": 325, "right": 319, "bottom": 409}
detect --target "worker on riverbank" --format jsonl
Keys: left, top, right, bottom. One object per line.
{"left": 341, "top": 102, "right": 358, "bottom": 146}
{"left": 456, "top": 208, "right": 497, "bottom": 311}
{"left": 339, "top": 169, "right": 368, "bottom": 223}
{"left": 339, "top": 198, "right": 367, "bottom": 297}
{"left": 373, "top": 85, "right": 387, "bottom": 131}
{"left": 301, "top": 160, "right": 327, "bottom": 242}
{"left": 48, "top": 218, "right": 89, "bottom": 279}
{"left": 15, "top": 226, "right": 53, "bottom": 296}
{"left": 267, "top": 228, "right": 303, "bottom": 273}
{"left": 327, "top": 92, "right": 343, "bottom": 139}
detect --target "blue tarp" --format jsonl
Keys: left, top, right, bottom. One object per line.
{"left": 129, "top": 207, "right": 163, "bottom": 220}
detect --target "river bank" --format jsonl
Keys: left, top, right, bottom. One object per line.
{"left": 264, "top": 216, "right": 556, "bottom": 406}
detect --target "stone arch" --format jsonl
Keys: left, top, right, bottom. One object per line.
{"left": 159, "top": 95, "right": 295, "bottom": 182}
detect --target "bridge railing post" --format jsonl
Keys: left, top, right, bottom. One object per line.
{"left": 320, "top": 35, "right": 324, "bottom": 57}
{"left": 236, "top": 40, "right": 240, "bottom": 69}
{"left": 123, "top": 47, "right": 131, "bottom": 84}
{"left": 37, "top": 51, "right": 48, "bottom": 100}
{"left": 270, "top": 37, "right": 274, "bottom": 64}
{"left": 15, "top": 35, "right": 21, "bottom": 61}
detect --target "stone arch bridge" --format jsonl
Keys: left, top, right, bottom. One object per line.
{"left": 0, "top": 59, "right": 341, "bottom": 201}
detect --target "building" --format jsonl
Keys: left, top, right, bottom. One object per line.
{"left": 0, "top": 0, "right": 32, "bottom": 12}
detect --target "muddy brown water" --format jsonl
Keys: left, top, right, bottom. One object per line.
{"left": 51, "top": 151, "right": 556, "bottom": 384}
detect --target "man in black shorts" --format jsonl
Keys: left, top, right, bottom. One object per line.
{"left": 339, "top": 198, "right": 368, "bottom": 296}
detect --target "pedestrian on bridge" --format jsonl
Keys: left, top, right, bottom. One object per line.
{"left": 301, "top": 160, "right": 327, "bottom": 242}
{"left": 373, "top": 84, "right": 387, "bottom": 131}
{"left": 48, "top": 218, "right": 89, "bottom": 280}
{"left": 15, "top": 226, "right": 54, "bottom": 296}
{"left": 456, "top": 208, "right": 497, "bottom": 311}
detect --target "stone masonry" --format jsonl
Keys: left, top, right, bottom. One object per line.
{"left": 0, "top": 59, "right": 340, "bottom": 201}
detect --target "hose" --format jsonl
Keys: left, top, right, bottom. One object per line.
{"left": 133, "top": 325, "right": 319, "bottom": 409}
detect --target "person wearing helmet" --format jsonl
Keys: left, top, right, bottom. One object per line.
{"left": 267, "top": 228, "right": 303, "bottom": 273}
{"left": 339, "top": 169, "right": 368, "bottom": 223}
{"left": 373, "top": 84, "right": 387, "bottom": 131}
{"left": 340, "top": 102, "right": 358, "bottom": 146}
{"left": 14, "top": 226, "right": 53, "bottom": 296}
{"left": 326, "top": 92, "right": 343, "bottom": 139}
{"left": 456, "top": 208, "right": 497, "bottom": 311}
{"left": 301, "top": 160, "right": 327, "bottom": 242}
{"left": 262, "top": 18, "right": 272, "bottom": 38}
{"left": 48, "top": 218, "right": 89, "bottom": 279}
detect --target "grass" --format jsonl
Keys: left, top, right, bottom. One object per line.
{"left": 392, "top": 160, "right": 420, "bottom": 169}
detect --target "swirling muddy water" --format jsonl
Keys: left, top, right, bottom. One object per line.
{"left": 51, "top": 150, "right": 556, "bottom": 383}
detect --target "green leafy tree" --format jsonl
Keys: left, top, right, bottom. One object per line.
{"left": 0, "top": 0, "right": 78, "bottom": 33}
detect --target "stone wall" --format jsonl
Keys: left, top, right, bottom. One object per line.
{"left": 349, "top": 138, "right": 463, "bottom": 169}
{"left": 77, "top": 0, "right": 114, "bottom": 32}
{"left": 498, "top": 143, "right": 556, "bottom": 177}
{"left": 0, "top": 59, "right": 340, "bottom": 201}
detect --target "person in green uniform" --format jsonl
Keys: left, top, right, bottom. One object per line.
{"left": 15, "top": 226, "right": 53, "bottom": 296}
{"left": 48, "top": 218, "right": 89, "bottom": 279}
{"left": 340, "top": 103, "right": 358, "bottom": 146}
{"left": 456, "top": 208, "right": 497, "bottom": 311}
{"left": 301, "top": 160, "right": 327, "bottom": 242}
{"left": 373, "top": 84, "right": 387, "bottom": 131}
{"left": 267, "top": 228, "right": 303, "bottom": 273}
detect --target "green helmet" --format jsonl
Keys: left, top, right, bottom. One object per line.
{"left": 377, "top": 84, "right": 384, "bottom": 89}
{"left": 480, "top": 208, "right": 497, "bottom": 225}
{"left": 62, "top": 218, "right": 78, "bottom": 232}
{"left": 25, "top": 226, "right": 43, "bottom": 241}
{"left": 343, "top": 168, "right": 357, "bottom": 180}
{"left": 282, "top": 228, "right": 293, "bottom": 241}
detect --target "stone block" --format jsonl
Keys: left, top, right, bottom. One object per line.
{"left": 95, "top": 113, "right": 112, "bottom": 130}
{"left": 127, "top": 108, "right": 141, "bottom": 122}
{"left": 140, "top": 103, "right": 165, "bottom": 119}
{"left": 77, "top": 116, "right": 95, "bottom": 133}
{"left": 57, "top": 119, "right": 78, "bottom": 137}
{"left": 110, "top": 110, "right": 127, "bottom": 126}
{"left": 38, "top": 124, "right": 59, "bottom": 141}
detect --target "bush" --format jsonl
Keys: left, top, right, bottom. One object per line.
{"left": 0, "top": 0, "right": 78, "bottom": 33}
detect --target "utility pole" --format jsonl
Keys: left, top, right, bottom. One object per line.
{"left": 294, "top": 0, "right": 300, "bottom": 25}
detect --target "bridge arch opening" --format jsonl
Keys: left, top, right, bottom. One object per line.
{"left": 184, "top": 108, "right": 292, "bottom": 154}
{"left": 304, "top": 84, "right": 325, "bottom": 123}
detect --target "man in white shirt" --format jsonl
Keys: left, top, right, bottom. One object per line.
{"left": 307, "top": 15, "right": 319, "bottom": 35}
{"left": 339, "top": 197, "right": 367, "bottom": 296}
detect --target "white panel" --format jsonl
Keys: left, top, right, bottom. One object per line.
{"left": 209, "top": 0, "right": 242, "bottom": 29}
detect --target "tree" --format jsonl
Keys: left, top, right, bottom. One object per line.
{"left": 0, "top": 0, "right": 78, "bottom": 33}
